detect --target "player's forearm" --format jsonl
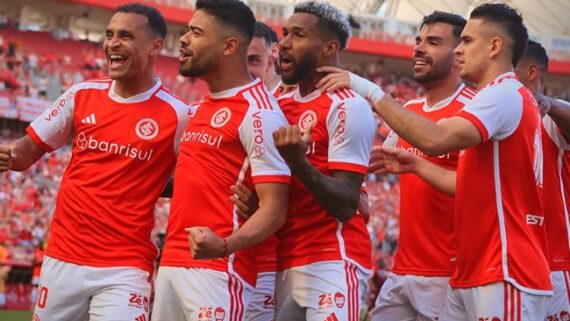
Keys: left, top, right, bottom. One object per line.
{"left": 9, "top": 136, "right": 45, "bottom": 171}
{"left": 357, "top": 191, "right": 370, "bottom": 223}
{"left": 293, "top": 159, "right": 361, "bottom": 222}
{"left": 414, "top": 158, "right": 456, "bottom": 196}
{"left": 225, "top": 185, "right": 289, "bottom": 254}
{"left": 374, "top": 95, "right": 452, "bottom": 156}
{"left": 548, "top": 99, "right": 570, "bottom": 140}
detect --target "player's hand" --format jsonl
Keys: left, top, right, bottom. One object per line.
{"left": 273, "top": 123, "right": 314, "bottom": 167}
{"left": 369, "top": 146, "right": 418, "bottom": 175}
{"left": 230, "top": 183, "right": 259, "bottom": 220}
{"left": 533, "top": 92, "right": 552, "bottom": 117}
{"left": 316, "top": 66, "right": 351, "bottom": 93}
{"left": 185, "top": 227, "right": 226, "bottom": 259}
{"left": 0, "top": 145, "right": 11, "bottom": 172}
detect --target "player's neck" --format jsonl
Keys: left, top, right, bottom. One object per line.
{"left": 424, "top": 76, "right": 462, "bottom": 107}
{"left": 264, "top": 72, "right": 281, "bottom": 93}
{"left": 298, "top": 60, "right": 340, "bottom": 97}
{"left": 114, "top": 75, "right": 157, "bottom": 99}
{"left": 205, "top": 65, "right": 253, "bottom": 94}
{"left": 476, "top": 63, "right": 513, "bottom": 90}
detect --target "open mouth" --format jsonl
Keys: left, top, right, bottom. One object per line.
{"left": 179, "top": 49, "right": 192, "bottom": 63}
{"left": 108, "top": 54, "right": 127, "bottom": 67}
{"left": 413, "top": 58, "right": 430, "bottom": 68}
{"left": 279, "top": 54, "right": 294, "bottom": 71}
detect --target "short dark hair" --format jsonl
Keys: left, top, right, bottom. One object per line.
{"left": 115, "top": 2, "right": 167, "bottom": 39}
{"left": 470, "top": 3, "right": 528, "bottom": 67}
{"left": 420, "top": 11, "right": 466, "bottom": 42}
{"left": 255, "top": 22, "right": 279, "bottom": 46}
{"left": 294, "top": 1, "right": 351, "bottom": 49}
{"left": 522, "top": 40, "right": 549, "bottom": 72}
{"left": 195, "top": 0, "right": 255, "bottom": 43}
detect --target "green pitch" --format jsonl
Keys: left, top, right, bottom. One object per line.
{"left": 0, "top": 310, "right": 33, "bottom": 321}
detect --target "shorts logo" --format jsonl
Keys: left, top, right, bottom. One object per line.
{"left": 477, "top": 318, "right": 500, "bottom": 321}
{"left": 214, "top": 307, "right": 225, "bottom": 321}
{"left": 333, "top": 292, "right": 345, "bottom": 308}
{"left": 135, "top": 118, "right": 159, "bottom": 140}
{"left": 129, "top": 293, "right": 147, "bottom": 310}
{"left": 143, "top": 296, "right": 149, "bottom": 313}
{"left": 298, "top": 110, "right": 317, "bottom": 131}
{"left": 263, "top": 295, "right": 276, "bottom": 309}
{"left": 562, "top": 311, "right": 570, "bottom": 321}
{"left": 318, "top": 293, "right": 333, "bottom": 309}
{"left": 135, "top": 314, "right": 147, "bottom": 321}
{"left": 324, "top": 312, "right": 339, "bottom": 321}
{"left": 211, "top": 107, "right": 231, "bottom": 128}
{"left": 32, "top": 314, "right": 40, "bottom": 321}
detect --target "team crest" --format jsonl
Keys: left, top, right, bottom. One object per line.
{"left": 135, "top": 118, "right": 159, "bottom": 140}
{"left": 211, "top": 107, "right": 232, "bottom": 128}
{"left": 298, "top": 110, "right": 317, "bottom": 130}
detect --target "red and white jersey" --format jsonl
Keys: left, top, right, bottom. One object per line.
{"left": 276, "top": 88, "right": 376, "bottom": 271}
{"left": 542, "top": 101, "right": 570, "bottom": 271}
{"left": 27, "top": 79, "right": 190, "bottom": 273}
{"left": 385, "top": 84, "right": 475, "bottom": 276}
{"left": 160, "top": 79, "right": 290, "bottom": 287}
{"left": 453, "top": 72, "right": 551, "bottom": 294}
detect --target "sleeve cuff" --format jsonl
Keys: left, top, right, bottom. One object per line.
{"left": 252, "top": 175, "right": 291, "bottom": 185}
{"left": 329, "top": 162, "right": 368, "bottom": 174}
{"left": 456, "top": 110, "right": 489, "bottom": 142}
{"left": 26, "top": 126, "right": 54, "bottom": 152}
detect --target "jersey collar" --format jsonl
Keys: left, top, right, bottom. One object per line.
{"left": 209, "top": 78, "right": 261, "bottom": 99}
{"left": 108, "top": 78, "right": 161, "bottom": 104}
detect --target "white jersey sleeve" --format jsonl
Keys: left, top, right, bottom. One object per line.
{"left": 327, "top": 96, "right": 376, "bottom": 174}
{"left": 459, "top": 82, "right": 523, "bottom": 141}
{"left": 27, "top": 85, "right": 78, "bottom": 152}
{"left": 240, "top": 92, "right": 291, "bottom": 184}
{"left": 543, "top": 114, "right": 570, "bottom": 150}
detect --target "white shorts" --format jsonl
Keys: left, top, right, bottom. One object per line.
{"left": 245, "top": 271, "right": 276, "bottom": 321}
{"left": 370, "top": 272, "right": 449, "bottom": 321}
{"left": 439, "top": 281, "right": 548, "bottom": 321}
{"left": 32, "top": 256, "right": 152, "bottom": 321}
{"left": 545, "top": 271, "right": 570, "bottom": 321}
{"left": 152, "top": 267, "right": 254, "bottom": 321}
{"left": 275, "top": 260, "right": 370, "bottom": 321}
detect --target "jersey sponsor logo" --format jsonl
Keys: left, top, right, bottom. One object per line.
{"left": 76, "top": 132, "right": 154, "bottom": 161}
{"left": 135, "top": 118, "right": 159, "bottom": 140}
{"left": 333, "top": 292, "right": 345, "bottom": 308}
{"left": 397, "top": 143, "right": 454, "bottom": 160}
{"left": 180, "top": 130, "right": 223, "bottom": 148}
{"left": 333, "top": 103, "right": 346, "bottom": 145}
{"left": 299, "top": 110, "right": 317, "bottom": 131}
{"left": 44, "top": 98, "right": 68, "bottom": 122}
{"left": 533, "top": 127, "right": 544, "bottom": 188}
{"left": 211, "top": 107, "right": 231, "bottom": 128}
{"left": 252, "top": 111, "right": 266, "bottom": 157}
{"left": 526, "top": 214, "right": 545, "bottom": 226}
{"left": 318, "top": 293, "right": 333, "bottom": 309}
{"left": 81, "top": 113, "right": 97, "bottom": 125}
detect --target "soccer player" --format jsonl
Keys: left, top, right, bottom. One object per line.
{"left": 271, "top": 2, "right": 376, "bottom": 321}
{"left": 318, "top": 3, "right": 551, "bottom": 320}
{"left": 247, "top": 21, "right": 281, "bottom": 96}
{"left": 0, "top": 3, "right": 189, "bottom": 321}
{"left": 515, "top": 40, "right": 570, "bottom": 321}
{"left": 151, "top": 1, "right": 290, "bottom": 321}
{"left": 367, "top": 11, "right": 471, "bottom": 321}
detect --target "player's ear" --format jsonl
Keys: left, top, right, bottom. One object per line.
{"left": 322, "top": 40, "right": 339, "bottom": 59}
{"left": 489, "top": 36, "right": 502, "bottom": 60}
{"left": 150, "top": 38, "right": 164, "bottom": 57}
{"left": 222, "top": 37, "right": 240, "bottom": 56}
{"left": 268, "top": 43, "right": 279, "bottom": 68}
{"left": 526, "top": 64, "right": 540, "bottom": 82}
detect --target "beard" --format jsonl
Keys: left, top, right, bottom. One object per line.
{"left": 179, "top": 51, "right": 219, "bottom": 78}
{"left": 413, "top": 52, "right": 454, "bottom": 84}
{"left": 281, "top": 52, "right": 319, "bottom": 85}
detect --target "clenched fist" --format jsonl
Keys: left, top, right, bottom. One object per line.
{"left": 185, "top": 226, "right": 226, "bottom": 259}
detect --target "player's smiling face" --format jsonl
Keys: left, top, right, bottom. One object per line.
{"left": 104, "top": 12, "right": 158, "bottom": 80}
{"left": 412, "top": 22, "right": 458, "bottom": 84}
{"left": 179, "top": 10, "right": 224, "bottom": 78}
{"left": 279, "top": 13, "right": 324, "bottom": 85}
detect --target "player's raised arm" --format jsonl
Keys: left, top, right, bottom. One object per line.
{"left": 317, "top": 67, "right": 482, "bottom": 156}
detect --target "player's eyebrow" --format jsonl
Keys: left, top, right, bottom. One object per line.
{"left": 187, "top": 25, "right": 204, "bottom": 34}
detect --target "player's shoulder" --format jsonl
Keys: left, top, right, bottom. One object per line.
{"left": 69, "top": 78, "right": 112, "bottom": 93}
{"left": 241, "top": 81, "right": 282, "bottom": 113}
{"left": 155, "top": 85, "right": 189, "bottom": 110}
{"left": 326, "top": 88, "right": 370, "bottom": 111}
